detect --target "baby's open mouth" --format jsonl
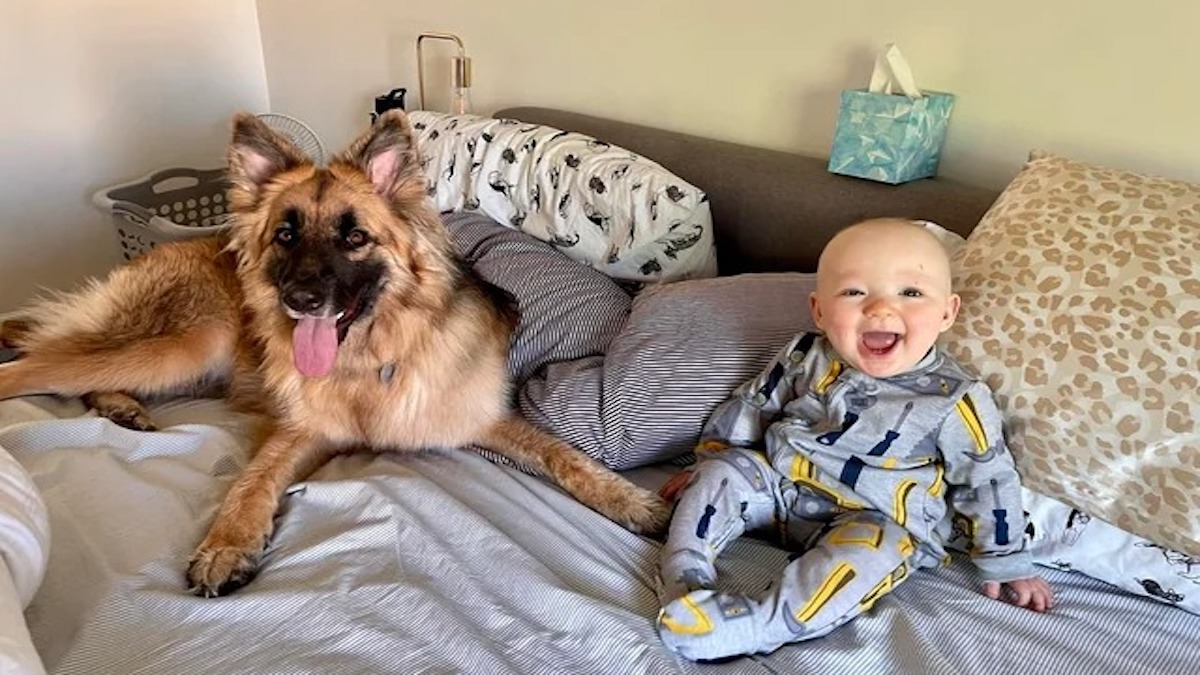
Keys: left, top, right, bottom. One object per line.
{"left": 862, "top": 332, "right": 900, "bottom": 355}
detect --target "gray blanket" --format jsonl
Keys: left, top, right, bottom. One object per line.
{"left": 4, "top": 397, "right": 1197, "bottom": 675}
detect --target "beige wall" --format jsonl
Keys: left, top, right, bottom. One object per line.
{"left": 257, "top": 0, "right": 1197, "bottom": 191}
{"left": 0, "top": 0, "right": 268, "bottom": 311}
{"left": 2, "top": 2, "right": 1189, "bottom": 310}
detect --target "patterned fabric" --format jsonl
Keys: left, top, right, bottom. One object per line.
{"left": 696, "top": 333, "right": 1034, "bottom": 582}
{"left": 942, "top": 151, "right": 1200, "bottom": 557}
{"left": 659, "top": 449, "right": 939, "bottom": 661}
{"left": 1022, "top": 487, "right": 1200, "bottom": 616}
{"left": 443, "top": 211, "right": 631, "bottom": 387}
{"left": 409, "top": 111, "right": 717, "bottom": 283}
{"left": 519, "top": 273, "right": 818, "bottom": 470}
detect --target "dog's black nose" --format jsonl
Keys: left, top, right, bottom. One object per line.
{"left": 282, "top": 287, "right": 325, "bottom": 313}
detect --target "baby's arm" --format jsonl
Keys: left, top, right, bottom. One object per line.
{"left": 939, "top": 382, "right": 1055, "bottom": 612}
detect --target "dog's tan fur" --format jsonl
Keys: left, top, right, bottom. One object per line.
{"left": 0, "top": 111, "right": 669, "bottom": 596}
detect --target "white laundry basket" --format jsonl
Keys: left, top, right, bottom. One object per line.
{"left": 92, "top": 167, "right": 232, "bottom": 260}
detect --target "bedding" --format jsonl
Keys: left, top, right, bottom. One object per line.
{"left": 520, "top": 272, "right": 818, "bottom": 470}
{"left": 1021, "top": 486, "right": 1200, "bottom": 614}
{"left": 943, "top": 151, "right": 1200, "bottom": 557}
{"left": 6, "top": 395, "right": 1200, "bottom": 675}
{"left": 0, "top": 431, "right": 49, "bottom": 675}
{"left": 410, "top": 111, "right": 717, "bottom": 284}
{"left": 444, "top": 210, "right": 632, "bottom": 387}
{"left": 5, "top": 108, "right": 1200, "bottom": 674}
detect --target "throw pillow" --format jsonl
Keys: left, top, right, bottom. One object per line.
{"left": 942, "top": 150, "right": 1200, "bottom": 556}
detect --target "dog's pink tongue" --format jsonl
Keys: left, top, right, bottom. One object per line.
{"left": 863, "top": 332, "right": 899, "bottom": 351}
{"left": 293, "top": 316, "right": 338, "bottom": 377}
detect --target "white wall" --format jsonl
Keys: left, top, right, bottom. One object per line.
{"left": 4, "top": 2, "right": 1190, "bottom": 309}
{"left": 255, "top": 0, "right": 1198, "bottom": 192}
{"left": 0, "top": 0, "right": 269, "bottom": 311}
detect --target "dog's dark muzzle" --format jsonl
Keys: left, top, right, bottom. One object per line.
{"left": 281, "top": 283, "right": 330, "bottom": 315}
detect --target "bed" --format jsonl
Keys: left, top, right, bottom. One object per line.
{"left": 2, "top": 106, "right": 1198, "bottom": 675}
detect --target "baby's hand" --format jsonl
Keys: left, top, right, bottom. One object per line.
{"left": 659, "top": 469, "right": 694, "bottom": 502}
{"left": 983, "top": 576, "right": 1054, "bottom": 612}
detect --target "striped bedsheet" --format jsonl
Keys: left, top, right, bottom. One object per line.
{"left": 3, "top": 396, "right": 1198, "bottom": 675}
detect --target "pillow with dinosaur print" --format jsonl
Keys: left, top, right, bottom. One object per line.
{"left": 942, "top": 150, "right": 1200, "bottom": 557}
{"left": 409, "top": 111, "right": 717, "bottom": 284}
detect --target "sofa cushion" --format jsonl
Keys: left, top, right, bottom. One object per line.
{"left": 942, "top": 151, "right": 1200, "bottom": 556}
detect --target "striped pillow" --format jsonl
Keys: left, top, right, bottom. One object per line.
{"left": 444, "top": 211, "right": 632, "bottom": 387}
{"left": 520, "top": 273, "right": 818, "bottom": 470}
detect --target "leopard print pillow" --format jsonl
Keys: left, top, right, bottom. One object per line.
{"left": 942, "top": 151, "right": 1200, "bottom": 557}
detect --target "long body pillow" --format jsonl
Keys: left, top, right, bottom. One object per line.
{"left": 0, "top": 441, "right": 49, "bottom": 608}
{"left": 1022, "top": 487, "right": 1200, "bottom": 616}
{"left": 410, "top": 111, "right": 717, "bottom": 284}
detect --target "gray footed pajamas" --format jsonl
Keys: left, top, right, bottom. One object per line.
{"left": 657, "top": 332, "right": 1034, "bottom": 661}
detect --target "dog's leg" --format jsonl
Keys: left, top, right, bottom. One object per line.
{"left": 4, "top": 317, "right": 163, "bottom": 430}
{"left": 479, "top": 416, "right": 670, "bottom": 535}
{"left": 81, "top": 391, "right": 156, "bottom": 431}
{"left": 187, "top": 426, "right": 330, "bottom": 597}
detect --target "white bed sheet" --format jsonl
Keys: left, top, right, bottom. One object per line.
{"left": 4, "top": 396, "right": 1199, "bottom": 675}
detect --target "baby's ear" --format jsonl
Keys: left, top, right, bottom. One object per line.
{"left": 809, "top": 292, "right": 824, "bottom": 328}
{"left": 941, "top": 293, "right": 961, "bottom": 330}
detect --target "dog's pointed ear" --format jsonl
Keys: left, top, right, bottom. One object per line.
{"left": 339, "top": 110, "right": 425, "bottom": 202}
{"left": 226, "top": 112, "right": 307, "bottom": 197}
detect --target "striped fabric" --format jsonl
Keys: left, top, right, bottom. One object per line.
{"left": 444, "top": 211, "right": 632, "bottom": 387}
{"left": 6, "top": 398, "right": 1200, "bottom": 675}
{"left": 520, "top": 273, "right": 819, "bottom": 470}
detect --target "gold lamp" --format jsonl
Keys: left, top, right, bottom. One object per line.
{"left": 416, "top": 32, "right": 473, "bottom": 114}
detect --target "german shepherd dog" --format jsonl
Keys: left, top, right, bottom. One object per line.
{"left": 0, "top": 110, "right": 669, "bottom": 596}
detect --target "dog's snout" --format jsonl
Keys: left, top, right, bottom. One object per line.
{"left": 282, "top": 286, "right": 325, "bottom": 314}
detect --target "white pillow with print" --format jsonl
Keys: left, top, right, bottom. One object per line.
{"left": 409, "top": 111, "right": 716, "bottom": 284}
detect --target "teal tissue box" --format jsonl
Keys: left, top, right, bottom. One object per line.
{"left": 827, "top": 89, "right": 955, "bottom": 184}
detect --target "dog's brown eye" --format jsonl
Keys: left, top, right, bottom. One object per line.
{"left": 274, "top": 226, "right": 296, "bottom": 245}
{"left": 345, "top": 229, "right": 370, "bottom": 248}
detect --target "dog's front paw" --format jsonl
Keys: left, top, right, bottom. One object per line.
{"left": 187, "top": 542, "right": 263, "bottom": 597}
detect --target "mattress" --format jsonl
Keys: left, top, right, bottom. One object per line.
{"left": 4, "top": 396, "right": 1198, "bottom": 675}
